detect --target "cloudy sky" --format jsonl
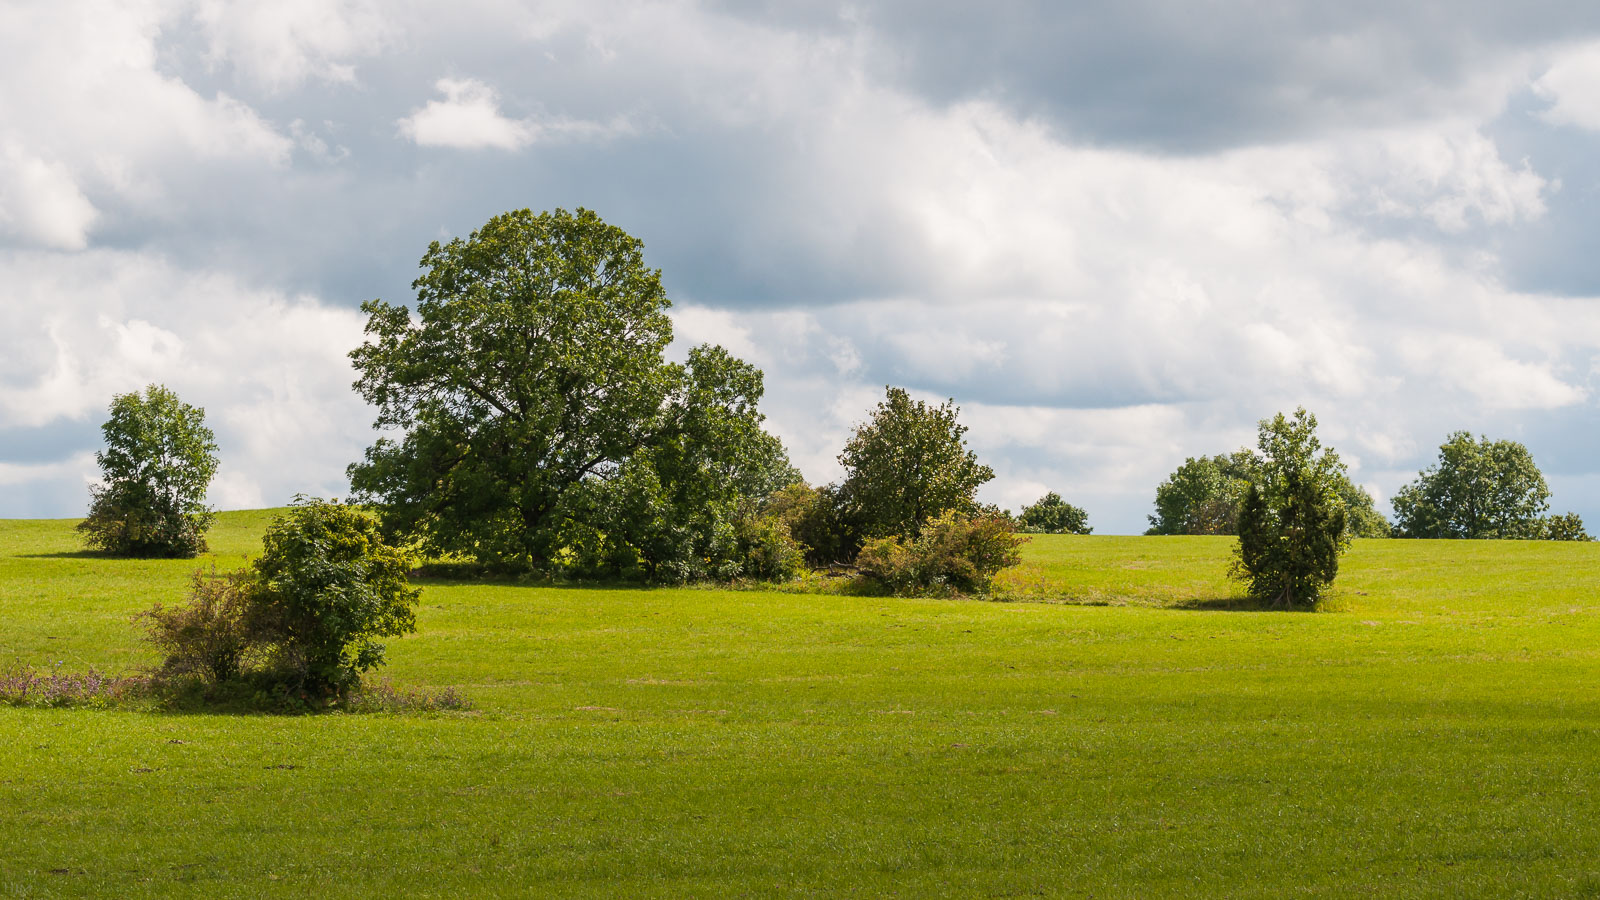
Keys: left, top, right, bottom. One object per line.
{"left": 4, "top": 0, "right": 1600, "bottom": 533}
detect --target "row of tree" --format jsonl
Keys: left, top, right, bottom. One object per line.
{"left": 77, "top": 207, "right": 1589, "bottom": 609}
{"left": 79, "top": 210, "right": 1032, "bottom": 591}
{"left": 1147, "top": 432, "right": 1587, "bottom": 542}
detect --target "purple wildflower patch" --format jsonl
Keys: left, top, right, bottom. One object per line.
{"left": 0, "top": 664, "right": 150, "bottom": 708}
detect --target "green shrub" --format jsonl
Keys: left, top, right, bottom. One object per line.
{"left": 857, "top": 510, "right": 1026, "bottom": 596}
{"left": 80, "top": 487, "right": 213, "bottom": 558}
{"left": 140, "top": 567, "right": 253, "bottom": 684}
{"left": 732, "top": 511, "right": 805, "bottom": 581}
{"left": 765, "top": 483, "right": 858, "bottom": 566}
{"left": 1230, "top": 409, "right": 1349, "bottom": 608}
{"left": 141, "top": 497, "right": 421, "bottom": 701}
{"left": 247, "top": 497, "right": 421, "bottom": 695}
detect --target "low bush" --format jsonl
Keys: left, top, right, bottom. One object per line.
{"left": 140, "top": 567, "right": 254, "bottom": 684}
{"left": 79, "top": 486, "right": 213, "bottom": 558}
{"left": 732, "top": 510, "right": 805, "bottom": 581}
{"left": 140, "top": 497, "right": 423, "bottom": 704}
{"left": 856, "top": 510, "right": 1026, "bottom": 596}
{"left": 765, "top": 483, "right": 858, "bottom": 566}
{"left": 247, "top": 497, "right": 421, "bottom": 696}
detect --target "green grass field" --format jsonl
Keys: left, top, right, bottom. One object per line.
{"left": 4, "top": 513, "right": 1600, "bottom": 897}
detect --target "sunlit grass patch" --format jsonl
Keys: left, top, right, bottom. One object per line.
{"left": 4, "top": 514, "right": 1600, "bottom": 896}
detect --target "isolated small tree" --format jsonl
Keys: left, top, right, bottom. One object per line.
{"left": 1230, "top": 408, "right": 1349, "bottom": 608}
{"left": 246, "top": 498, "right": 420, "bottom": 695}
{"left": 1018, "top": 492, "right": 1092, "bottom": 534}
{"left": 838, "top": 387, "right": 994, "bottom": 542}
{"left": 79, "top": 385, "right": 219, "bottom": 557}
{"left": 1391, "top": 432, "right": 1551, "bottom": 539}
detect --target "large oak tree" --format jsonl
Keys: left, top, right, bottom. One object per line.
{"left": 348, "top": 208, "right": 790, "bottom": 573}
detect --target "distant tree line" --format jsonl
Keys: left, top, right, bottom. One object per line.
{"left": 1146, "top": 430, "right": 1587, "bottom": 543}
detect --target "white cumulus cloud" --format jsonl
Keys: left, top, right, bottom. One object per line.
{"left": 398, "top": 77, "right": 637, "bottom": 151}
{"left": 1534, "top": 42, "right": 1600, "bottom": 131}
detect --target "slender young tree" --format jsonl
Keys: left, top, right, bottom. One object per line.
{"left": 837, "top": 387, "right": 994, "bottom": 542}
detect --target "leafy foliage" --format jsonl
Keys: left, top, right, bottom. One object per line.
{"left": 349, "top": 208, "right": 794, "bottom": 579}
{"left": 1338, "top": 479, "right": 1392, "bottom": 538}
{"left": 349, "top": 208, "right": 679, "bottom": 570}
{"left": 730, "top": 509, "right": 807, "bottom": 581}
{"left": 1146, "top": 452, "right": 1256, "bottom": 535}
{"left": 551, "top": 346, "right": 802, "bottom": 582}
{"left": 1537, "top": 512, "right": 1592, "bottom": 542}
{"left": 142, "top": 499, "right": 421, "bottom": 700}
{"left": 141, "top": 567, "right": 253, "bottom": 684}
{"left": 78, "top": 385, "right": 219, "bottom": 557}
{"left": 764, "top": 482, "right": 857, "bottom": 566}
{"left": 1230, "top": 409, "right": 1350, "bottom": 607}
{"left": 1391, "top": 432, "right": 1552, "bottom": 539}
{"left": 838, "top": 387, "right": 995, "bottom": 542}
{"left": 246, "top": 498, "right": 421, "bottom": 695}
{"left": 1148, "top": 447, "right": 1386, "bottom": 539}
{"left": 1017, "top": 492, "right": 1092, "bottom": 534}
{"left": 856, "top": 510, "right": 1025, "bottom": 595}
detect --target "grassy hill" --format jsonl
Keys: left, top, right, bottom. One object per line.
{"left": 3, "top": 512, "right": 1600, "bottom": 897}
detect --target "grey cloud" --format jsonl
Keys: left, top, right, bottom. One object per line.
{"left": 0, "top": 420, "right": 99, "bottom": 465}
{"left": 716, "top": 0, "right": 1600, "bottom": 152}
{"left": 1489, "top": 92, "right": 1600, "bottom": 298}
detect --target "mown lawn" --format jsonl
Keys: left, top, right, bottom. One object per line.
{"left": 3, "top": 514, "right": 1600, "bottom": 897}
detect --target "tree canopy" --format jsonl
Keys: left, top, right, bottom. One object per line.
{"left": 837, "top": 387, "right": 995, "bottom": 541}
{"left": 1146, "top": 451, "right": 1256, "bottom": 535}
{"left": 78, "top": 384, "right": 219, "bottom": 557}
{"left": 1390, "top": 433, "right": 1552, "bottom": 539}
{"left": 1018, "top": 492, "right": 1092, "bottom": 534}
{"left": 1148, "top": 447, "right": 1387, "bottom": 538}
{"left": 347, "top": 207, "right": 793, "bottom": 576}
{"left": 556, "top": 344, "right": 802, "bottom": 581}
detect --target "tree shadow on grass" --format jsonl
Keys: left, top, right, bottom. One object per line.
{"left": 410, "top": 567, "right": 655, "bottom": 592}
{"left": 18, "top": 550, "right": 115, "bottom": 560}
{"left": 1173, "top": 595, "right": 1321, "bottom": 612}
